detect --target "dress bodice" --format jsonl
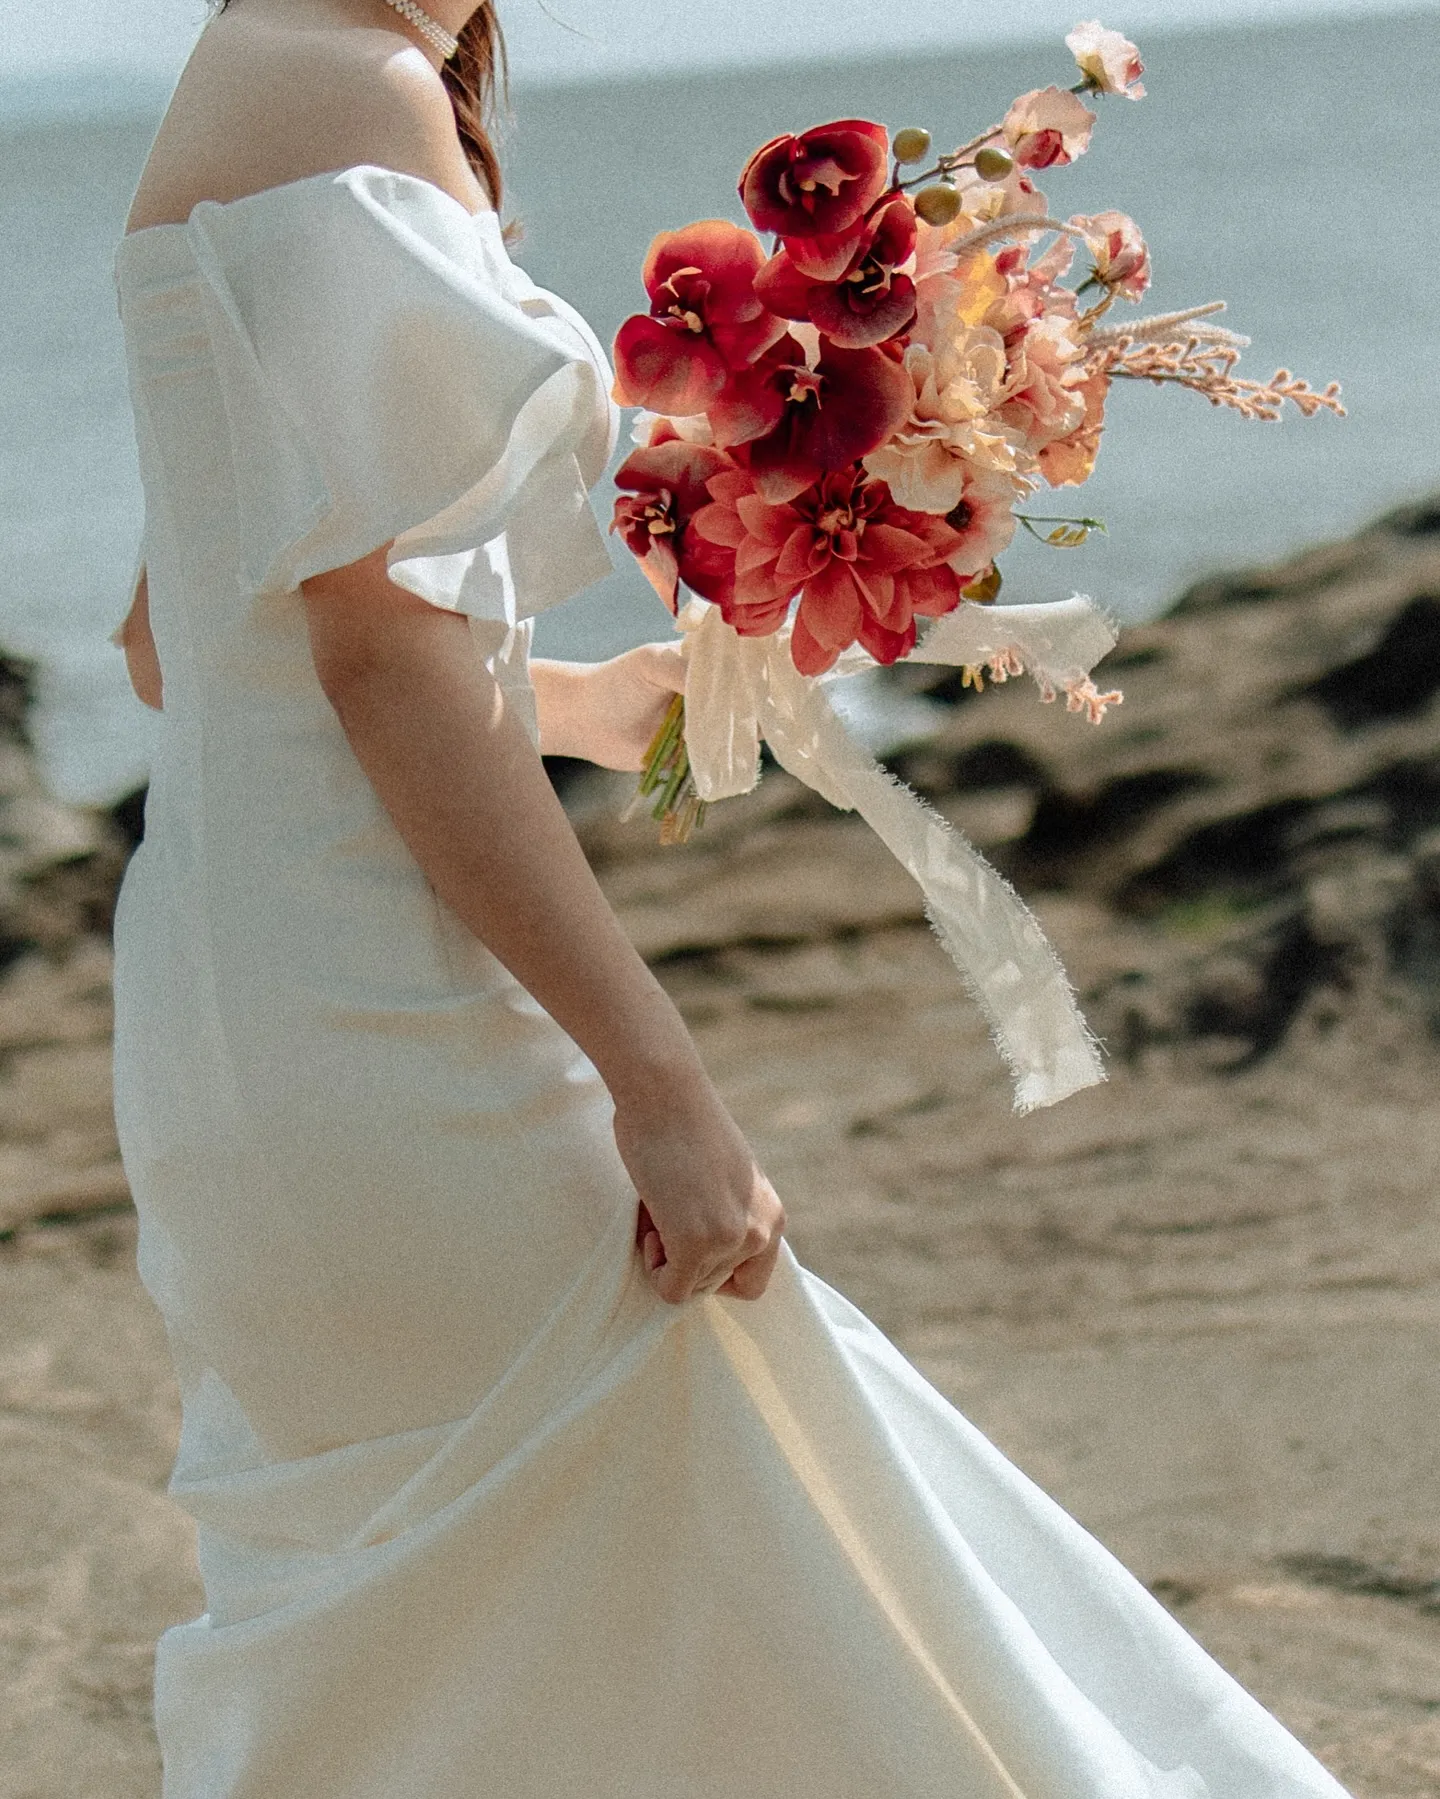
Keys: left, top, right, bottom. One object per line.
{"left": 112, "top": 162, "right": 620, "bottom": 679}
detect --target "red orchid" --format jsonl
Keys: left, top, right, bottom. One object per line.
{"left": 692, "top": 463, "right": 968, "bottom": 675}
{"left": 611, "top": 438, "right": 737, "bottom": 612}
{"left": 739, "top": 119, "right": 892, "bottom": 281}
{"left": 755, "top": 195, "right": 918, "bottom": 350}
{"left": 709, "top": 335, "right": 913, "bottom": 506}
{"left": 613, "top": 221, "right": 786, "bottom": 417}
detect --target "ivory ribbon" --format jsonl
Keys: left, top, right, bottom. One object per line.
{"left": 676, "top": 596, "right": 1121, "bottom": 1112}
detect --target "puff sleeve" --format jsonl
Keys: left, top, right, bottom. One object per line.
{"left": 183, "top": 166, "right": 619, "bottom": 636}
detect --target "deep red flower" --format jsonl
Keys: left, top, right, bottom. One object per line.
{"left": 755, "top": 195, "right": 918, "bottom": 350}
{"left": 692, "top": 463, "right": 968, "bottom": 675}
{"left": 708, "top": 336, "right": 913, "bottom": 506}
{"left": 612, "top": 220, "right": 786, "bottom": 417}
{"left": 611, "top": 438, "right": 737, "bottom": 612}
{"left": 739, "top": 120, "right": 892, "bottom": 280}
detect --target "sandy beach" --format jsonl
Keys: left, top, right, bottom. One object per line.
{"left": 3, "top": 497, "right": 1439, "bottom": 1797}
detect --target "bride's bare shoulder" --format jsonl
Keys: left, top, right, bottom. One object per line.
{"left": 124, "top": 9, "right": 487, "bottom": 234}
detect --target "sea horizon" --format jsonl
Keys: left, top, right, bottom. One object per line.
{"left": 3, "top": 0, "right": 1433, "bottom": 116}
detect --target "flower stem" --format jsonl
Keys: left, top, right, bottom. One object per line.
{"left": 626, "top": 693, "right": 707, "bottom": 844}
{"left": 887, "top": 80, "right": 1099, "bottom": 200}
{"left": 1016, "top": 513, "right": 1108, "bottom": 546}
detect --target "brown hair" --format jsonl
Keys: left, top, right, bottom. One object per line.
{"left": 212, "top": 0, "right": 509, "bottom": 213}
{"left": 442, "top": 3, "right": 509, "bottom": 214}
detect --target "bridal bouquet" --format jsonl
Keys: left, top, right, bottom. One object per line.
{"left": 606, "top": 21, "right": 1342, "bottom": 1109}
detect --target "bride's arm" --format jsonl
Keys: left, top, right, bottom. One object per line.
{"left": 116, "top": 566, "right": 164, "bottom": 711}
{"left": 301, "top": 545, "right": 783, "bottom": 1304}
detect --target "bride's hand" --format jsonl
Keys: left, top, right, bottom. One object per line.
{"left": 612, "top": 1082, "right": 786, "bottom": 1305}
{"left": 532, "top": 645, "right": 687, "bottom": 772}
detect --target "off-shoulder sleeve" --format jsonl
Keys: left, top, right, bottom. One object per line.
{"left": 184, "top": 167, "right": 619, "bottom": 635}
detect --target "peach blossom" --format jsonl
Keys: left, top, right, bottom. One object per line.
{"left": 939, "top": 469, "right": 1022, "bottom": 579}
{"left": 1037, "top": 368, "right": 1109, "bottom": 487}
{"left": 862, "top": 326, "right": 1030, "bottom": 513}
{"left": 995, "top": 314, "right": 1088, "bottom": 454}
{"left": 1065, "top": 21, "right": 1146, "bottom": 99}
{"left": 1001, "top": 86, "right": 1097, "bottom": 169}
{"left": 1071, "top": 210, "right": 1151, "bottom": 301}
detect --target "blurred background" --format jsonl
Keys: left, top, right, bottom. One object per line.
{"left": 4, "top": 7, "right": 1440, "bottom": 1797}
{"left": 1, "top": 0, "right": 1438, "bottom": 802}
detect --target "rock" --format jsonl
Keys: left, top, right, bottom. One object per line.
{"left": 0, "top": 653, "right": 131, "bottom": 1237}
{"left": 867, "top": 494, "right": 1440, "bottom": 1066}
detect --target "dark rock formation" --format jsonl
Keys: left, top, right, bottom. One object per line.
{"left": 0, "top": 653, "right": 133, "bottom": 1233}
{"left": 881, "top": 495, "right": 1440, "bottom": 1065}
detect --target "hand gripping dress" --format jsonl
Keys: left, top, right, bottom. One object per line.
{"left": 111, "top": 165, "right": 1351, "bottom": 1799}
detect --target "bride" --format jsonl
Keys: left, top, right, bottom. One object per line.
{"left": 111, "top": 0, "right": 1352, "bottom": 1793}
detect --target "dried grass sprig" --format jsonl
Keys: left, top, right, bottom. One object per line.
{"left": 945, "top": 214, "right": 1086, "bottom": 259}
{"left": 1086, "top": 301, "right": 1249, "bottom": 349}
{"left": 1087, "top": 335, "right": 1346, "bottom": 421}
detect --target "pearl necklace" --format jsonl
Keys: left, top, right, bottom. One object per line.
{"left": 382, "top": 0, "right": 458, "bottom": 61}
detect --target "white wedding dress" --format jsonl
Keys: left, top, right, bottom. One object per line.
{"left": 111, "top": 164, "right": 1350, "bottom": 1799}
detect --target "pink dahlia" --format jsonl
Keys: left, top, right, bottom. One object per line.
{"left": 692, "top": 462, "right": 969, "bottom": 674}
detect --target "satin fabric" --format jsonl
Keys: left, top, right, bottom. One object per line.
{"left": 111, "top": 164, "right": 1350, "bottom": 1799}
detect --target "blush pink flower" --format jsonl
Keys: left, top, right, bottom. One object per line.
{"left": 940, "top": 468, "right": 1022, "bottom": 579}
{"left": 709, "top": 334, "right": 914, "bottom": 506}
{"left": 995, "top": 314, "right": 1088, "bottom": 455}
{"left": 1037, "top": 368, "right": 1110, "bottom": 487}
{"left": 912, "top": 242, "right": 1010, "bottom": 358}
{"left": 611, "top": 438, "right": 738, "bottom": 611}
{"left": 613, "top": 220, "right": 785, "bottom": 417}
{"left": 1071, "top": 210, "right": 1151, "bottom": 301}
{"left": 691, "top": 463, "right": 968, "bottom": 674}
{"left": 739, "top": 119, "right": 892, "bottom": 280}
{"left": 1065, "top": 21, "right": 1146, "bottom": 99}
{"left": 1000, "top": 86, "right": 1097, "bottom": 169}
{"left": 755, "top": 195, "right": 918, "bottom": 349}
{"left": 862, "top": 327, "right": 1027, "bottom": 512}
{"left": 990, "top": 233, "right": 1080, "bottom": 335}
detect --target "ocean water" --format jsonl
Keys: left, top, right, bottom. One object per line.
{"left": 1, "top": 8, "right": 1437, "bottom": 804}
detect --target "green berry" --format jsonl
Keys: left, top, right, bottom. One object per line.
{"left": 914, "top": 183, "right": 962, "bottom": 227}
{"left": 891, "top": 127, "right": 932, "bottom": 166}
{"left": 973, "top": 145, "right": 1016, "bottom": 182}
